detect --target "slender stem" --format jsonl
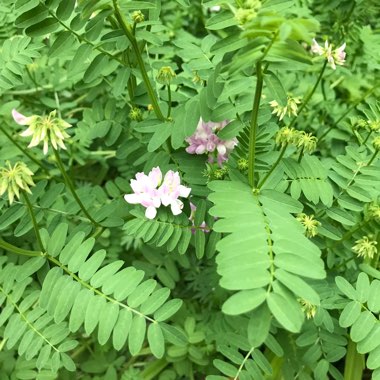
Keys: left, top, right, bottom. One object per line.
{"left": 234, "top": 347, "right": 255, "bottom": 380}
{"left": 0, "top": 125, "right": 51, "bottom": 176}
{"left": 318, "top": 87, "right": 375, "bottom": 143}
{"left": 53, "top": 149, "right": 100, "bottom": 228}
{"left": 0, "top": 238, "right": 42, "bottom": 257}
{"left": 363, "top": 130, "right": 372, "bottom": 144}
{"left": 22, "top": 192, "right": 45, "bottom": 252}
{"left": 258, "top": 144, "right": 288, "bottom": 189}
{"left": 288, "top": 60, "right": 328, "bottom": 129}
{"left": 367, "top": 150, "right": 379, "bottom": 166}
{"left": 112, "top": 0, "right": 165, "bottom": 120}
{"left": 248, "top": 62, "right": 264, "bottom": 187}
{"left": 297, "top": 147, "right": 304, "bottom": 163}
{"left": 167, "top": 85, "right": 172, "bottom": 118}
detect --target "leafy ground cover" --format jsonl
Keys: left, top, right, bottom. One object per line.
{"left": 0, "top": 0, "right": 380, "bottom": 379}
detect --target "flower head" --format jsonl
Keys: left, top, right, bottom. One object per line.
{"left": 311, "top": 39, "right": 346, "bottom": 70}
{"left": 129, "top": 107, "right": 142, "bottom": 121}
{"left": 352, "top": 236, "right": 377, "bottom": 260}
{"left": 269, "top": 96, "right": 301, "bottom": 121}
{"left": 186, "top": 118, "right": 237, "bottom": 166}
{"left": 275, "top": 126, "right": 300, "bottom": 147}
{"left": 12, "top": 109, "right": 71, "bottom": 155}
{"left": 296, "top": 213, "right": 321, "bottom": 238}
{"left": 0, "top": 161, "right": 35, "bottom": 204}
{"left": 124, "top": 167, "right": 191, "bottom": 219}
{"left": 156, "top": 66, "right": 176, "bottom": 85}
{"left": 299, "top": 299, "right": 317, "bottom": 319}
{"left": 373, "top": 136, "right": 380, "bottom": 151}
{"left": 296, "top": 132, "right": 318, "bottom": 153}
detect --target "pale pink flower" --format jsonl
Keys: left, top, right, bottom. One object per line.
{"left": 124, "top": 167, "right": 162, "bottom": 219}
{"left": 159, "top": 170, "right": 191, "bottom": 215}
{"left": 310, "top": 39, "right": 346, "bottom": 70}
{"left": 124, "top": 167, "right": 191, "bottom": 219}
{"left": 186, "top": 118, "right": 237, "bottom": 166}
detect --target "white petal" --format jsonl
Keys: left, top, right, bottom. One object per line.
{"left": 179, "top": 185, "right": 191, "bottom": 198}
{"left": 170, "top": 200, "right": 183, "bottom": 215}
{"left": 124, "top": 193, "right": 141, "bottom": 204}
{"left": 145, "top": 206, "right": 157, "bottom": 219}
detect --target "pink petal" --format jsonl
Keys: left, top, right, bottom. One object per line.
{"left": 12, "top": 109, "right": 32, "bottom": 125}
{"left": 124, "top": 194, "right": 141, "bottom": 204}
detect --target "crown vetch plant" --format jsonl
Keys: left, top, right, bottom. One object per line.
{"left": 0, "top": 0, "right": 379, "bottom": 379}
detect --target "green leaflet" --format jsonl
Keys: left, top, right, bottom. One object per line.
{"left": 208, "top": 180, "right": 325, "bottom": 331}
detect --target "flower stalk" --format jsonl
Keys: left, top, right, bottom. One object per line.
{"left": 248, "top": 61, "right": 264, "bottom": 187}
{"left": 22, "top": 192, "right": 45, "bottom": 252}
{"left": 288, "top": 60, "right": 328, "bottom": 129}
{"left": 53, "top": 149, "right": 100, "bottom": 228}
{"left": 258, "top": 143, "right": 288, "bottom": 189}
{"left": 112, "top": 0, "right": 165, "bottom": 121}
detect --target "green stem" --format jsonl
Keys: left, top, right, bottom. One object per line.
{"left": 363, "top": 130, "right": 372, "bottom": 144}
{"left": 167, "top": 84, "right": 172, "bottom": 118}
{"left": 318, "top": 86, "right": 375, "bottom": 143}
{"left": 112, "top": 0, "right": 164, "bottom": 120}
{"left": 258, "top": 143, "right": 288, "bottom": 189}
{"left": 0, "top": 125, "right": 51, "bottom": 176}
{"left": 288, "top": 60, "right": 328, "bottom": 129}
{"left": 53, "top": 149, "right": 100, "bottom": 228}
{"left": 0, "top": 238, "right": 42, "bottom": 257}
{"left": 22, "top": 192, "right": 45, "bottom": 252}
{"left": 343, "top": 339, "right": 364, "bottom": 380}
{"left": 248, "top": 62, "right": 264, "bottom": 187}
{"left": 297, "top": 147, "right": 304, "bottom": 163}
{"left": 367, "top": 150, "right": 379, "bottom": 166}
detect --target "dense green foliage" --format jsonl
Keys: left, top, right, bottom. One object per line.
{"left": 0, "top": 0, "right": 380, "bottom": 379}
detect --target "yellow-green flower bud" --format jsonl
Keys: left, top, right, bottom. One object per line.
{"left": 129, "top": 107, "right": 142, "bottom": 121}
{"left": 296, "top": 213, "right": 321, "bottom": 237}
{"left": 352, "top": 236, "right": 377, "bottom": 260}
{"left": 237, "top": 158, "right": 249, "bottom": 171}
{"left": 296, "top": 131, "right": 318, "bottom": 153}
{"left": 0, "top": 161, "right": 35, "bottom": 204}
{"left": 156, "top": 66, "right": 176, "bottom": 85}
{"left": 368, "top": 120, "right": 380, "bottom": 132}
{"left": 12, "top": 109, "right": 72, "bottom": 155}
{"left": 275, "top": 126, "right": 300, "bottom": 147}
{"left": 132, "top": 10, "right": 144, "bottom": 23}
{"left": 373, "top": 136, "right": 380, "bottom": 151}
{"left": 299, "top": 299, "right": 317, "bottom": 319}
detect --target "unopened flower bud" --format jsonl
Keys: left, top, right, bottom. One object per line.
{"left": 132, "top": 10, "right": 144, "bottom": 23}
{"left": 129, "top": 107, "right": 142, "bottom": 121}
{"left": 373, "top": 136, "right": 380, "bottom": 151}
{"left": 237, "top": 158, "right": 249, "bottom": 171}
{"left": 147, "top": 104, "right": 154, "bottom": 111}
{"left": 369, "top": 120, "right": 380, "bottom": 132}
{"left": 156, "top": 66, "right": 176, "bottom": 85}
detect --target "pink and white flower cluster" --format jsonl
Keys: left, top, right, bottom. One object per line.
{"left": 185, "top": 118, "right": 237, "bottom": 166}
{"left": 124, "top": 167, "right": 191, "bottom": 220}
{"left": 311, "top": 39, "right": 346, "bottom": 70}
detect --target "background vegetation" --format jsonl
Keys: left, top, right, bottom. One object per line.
{"left": 0, "top": 0, "right": 380, "bottom": 379}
